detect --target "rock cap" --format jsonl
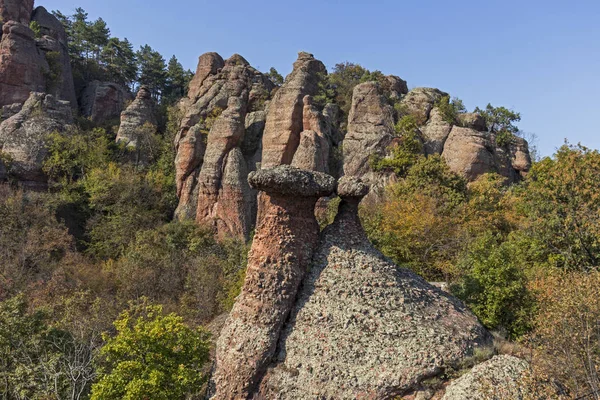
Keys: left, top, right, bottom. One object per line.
{"left": 337, "top": 176, "right": 369, "bottom": 199}
{"left": 248, "top": 165, "right": 335, "bottom": 197}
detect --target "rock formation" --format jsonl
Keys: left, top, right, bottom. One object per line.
{"left": 80, "top": 81, "right": 132, "bottom": 124}
{"left": 0, "top": 5, "right": 76, "bottom": 109}
{"left": 115, "top": 86, "right": 157, "bottom": 161}
{"left": 0, "top": 92, "right": 73, "bottom": 188}
{"left": 212, "top": 166, "right": 336, "bottom": 399}
{"left": 442, "top": 355, "right": 529, "bottom": 400}
{"left": 0, "top": 0, "right": 34, "bottom": 26}
{"left": 256, "top": 176, "right": 491, "bottom": 398}
{"left": 343, "top": 81, "right": 396, "bottom": 195}
{"left": 174, "top": 52, "right": 275, "bottom": 239}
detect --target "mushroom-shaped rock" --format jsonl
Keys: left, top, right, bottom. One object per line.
{"left": 257, "top": 173, "right": 491, "bottom": 399}
{"left": 212, "top": 166, "right": 335, "bottom": 399}
{"left": 442, "top": 355, "right": 529, "bottom": 400}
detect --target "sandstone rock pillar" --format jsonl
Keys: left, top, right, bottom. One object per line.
{"left": 212, "top": 165, "right": 335, "bottom": 399}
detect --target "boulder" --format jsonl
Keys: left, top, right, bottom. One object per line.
{"left": 458, "top": 112, "right": 487, "bottom": 132}
{"left": 80, "top": 81, "right": 132, "bottom": 124}
{"left": 343, "top": 82, "right": 395, "bottom": 192}
{"left": 115, "top": 86, "right": 157, "bottom": 153}
{"left": 260, "top": 52, "right": 327, "bottom": 169}
{"left": 0, "top": 21, "right": 47, "bottom": 107}
{"left": 0, "top": 0, "right": 34, "bottom": 25}
{"left": 187, "top": 52, "right": 225, "bottom": 100}
{"left": 508, "top": 136, "right": 532, "bottom": 179}
{"left": 0, "top": 92, "right": 73, "bottom": 187}
{"left": 212, "top": 166, "right": 335, "bottom": 399}
{"left": 400, "top": 87, "right": 448, "bottom": 124}
{"left": 442, "top": 355, "right": 529, "bottom": 400}
{"left": 257, "top": 176, "right": 491, "bottom": 398}
{"left": 442, "top": 126, "right": 498, "bottom": 181}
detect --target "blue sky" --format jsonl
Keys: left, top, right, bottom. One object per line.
{"left": 42, "top": 0, "right": 600, "bottom": 157}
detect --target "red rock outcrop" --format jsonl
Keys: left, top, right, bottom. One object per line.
{"left": 260, "top": 52, "right": 327, "bottom": 169}
{"left": 174, "top": 52, "right": 274, "bottom": 239}
{"left": 0, "top": 92, "right": 73, "bottom": 188}
{"left": 80, "top": 81, "right": 132, "bottom": 124}
{"left": 0, "top": 21, "right": 46, "bottom": 107}
{"left": 212, "top": 166, "right": 335, "bottom": 399}
{"left": 0, "top": 0, "right": 33, "bottom": 25}
{"left": 256, "top": 176, "right": 491, "bottom": 398}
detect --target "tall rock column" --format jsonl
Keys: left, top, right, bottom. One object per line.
{"left": 212, "top": 165, "right": 335, "bottom": 399}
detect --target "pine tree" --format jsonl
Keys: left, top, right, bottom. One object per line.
{"left": 137, "top": 45, "right": 167, "bottom": 100}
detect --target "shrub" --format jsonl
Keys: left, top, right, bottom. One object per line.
{"left": 91, "top": 302, "right": 210, "bottom": 400}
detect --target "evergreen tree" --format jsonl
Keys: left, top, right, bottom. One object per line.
{"left": 163, "top": 55, "right": 192, "bottom": 104}
{"left": 101, "top": 38, "right": 138, "bottom": 88}
{"left": 137, "top": 45, "right": 167, "bottom": 99}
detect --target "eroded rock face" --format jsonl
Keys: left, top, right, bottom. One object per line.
{"left": 0, "top": 21, "right": 47, "bottom": 107}
{"left": 115, "top": 86, "right": 157, "bottom": 151}
{"left": 343, "top": 82, "right": 395, "bottom": 192}
{"left": 458, "top": 112, "right": 487, "bottom": 132}
{"left": 421, "top": 107, "right": 452, "bottom": 155}
{"left": 442, "top": 355, "right": 528, "bottom": 400}
{"left": 400, "top": 87, "right": 448, "bottom": 124}
{"left": 0, "top": 0, "right": 34, "bottom": 25}
{"left": 80, "top": 81, "right": 132, "bottom": 124}
{"left": 0, "top": 92, "right": 73, "bottom": 187}
{"left": 261, "top": 52, "right": 327, "bottom": 169}
{"left": 257, "top": 176, "right": 491, "bottom": 399}
{"left": 212, "top": 166, "right": 335, "bottom": 399}
{"left": 174, "top": 52, "right": 275, "bottom": 233}
{"left": 31, "top": 6, "right": 77, "bottom": 108}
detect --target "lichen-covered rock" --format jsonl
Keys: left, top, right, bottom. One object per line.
{"left": 261, "top": 52, "right": 327, "bottom": 169}
{"left": 80, "top": 81, "right": 132, "bottom": 124}
{"left": 258, "top": 177, "right": 491, "bottom": 399}
{"left": 0, "top": 92, "right": 73, "bottom": 187}
{"left": 442, "top": 355, "right": 529, "bottom": 400}
{"left": 0, "top": 21, "right": 47, "bottom": 107}
{"left": 343, "top": 81, "right": 395, "bottom": 193}
{"left": 115, "top": 86, "right": 157, "bottom": 151}
{"left": 421, "top": 107, "right": 452, "bottom": 155}
{"left": 0, "top": 0, "right": 34, "bottom": 25}
{"left": 212, "top": 166, "right": 335, "bottom": 399}
{"left": 174, "top": 52, "right": 274, "bottom": 229}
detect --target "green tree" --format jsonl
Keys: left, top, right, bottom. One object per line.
{"left": 435, "top": 95, "right": 467, "bottom": 125}
{"left": 90, "top": 302, "right": 210, "bottom": 400}
{"left": 163, "top": 55, "right": 193, "bottom": 104}
{"left": 101, "top": 38, "right": 138, "bottom": 88}
{"left": 137, "top": 45, "right": 167, "bottom": 100}
{"left": 474, "top": 103, "right": 521, "bottom": 134}
{"left": 266, "top": 67, "right": 284, "bottom": 86}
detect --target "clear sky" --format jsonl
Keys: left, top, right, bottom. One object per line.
{"left": 42, "top": 0, "right": 600, "bottom": 157}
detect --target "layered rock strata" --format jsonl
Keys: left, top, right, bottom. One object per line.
{"left": 212, "top": 166, "right": 335, "bottom": 399}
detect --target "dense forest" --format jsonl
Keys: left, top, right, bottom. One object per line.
{"left": 1, "top": 5, "right": 600, "bottom": 400}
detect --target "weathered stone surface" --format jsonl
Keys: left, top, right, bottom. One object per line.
{"left": 212, "top": 166, "right": 335, "bottom": 399}
{"left": 400, "top": 87, "right": 448, "bottom": 124}
{"left": 386, "top": 74, "right": 409, "bottom": 100}
{"left": 343, "top": 81, "right": 395, "bottom": 192}
{"left": 80, "top": 81, "right": 132, "bottom": 124}
{"left": 258, "top": 177, "right": 491, "bottom": 399}
{"left": 1, "top": 101, "right": 21, "bottom": 121}
{"left": 174, "top": 52, "right": 274, "bottom": 227}
{"left": 0, "top": 0, "right": 34, "bottom": 25}
{"left": 442, "top": 355, "right": 528, "bottom": 400}
{"left": 31, "top": 6, "right": 77, "bottom": 107}
{"left": 261, "top": 52, "right": 327, "bottom": 169}
{"left": 421, "top": 107, "right": 452, "bottom": 155}
{"left": 458, "top": 112, "right": 487, "bottom": 132}
{"left": 442, "top": 126, "right": 498, "bottom": 181}
{"left": 508, "top": 136, "right": 532, "bottom": 179}
{"left": 188, "top": 52, "right": 225, "bottom": 100}
{"left": 0, "top": 92, "right": 73, "bottom": 187}
{"left": 195, "top": 96, "right": 250, "bottom": 238}
{"left": 115, "top": 86, "right": 157, "bottom": 151}
{"left": 0, "top": 21, "right": 47, "bottom": 107}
